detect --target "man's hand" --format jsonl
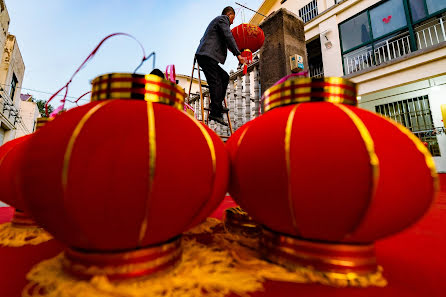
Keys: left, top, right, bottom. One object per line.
{"left": 237, "top": 55, "right": 247, "bottom": 65}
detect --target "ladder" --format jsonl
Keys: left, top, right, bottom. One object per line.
{"left": 187, "top": 57, "right": 233, "bottom": 136}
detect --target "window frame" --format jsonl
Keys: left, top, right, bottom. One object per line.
{"left": 421, "top": 0, "right": 446, "bottom": 21}
{"left": 339, "top": 0, "right": 446, "bottom": 56}
{"left": 339, "top": 0, "right": 413, "bottom": 55}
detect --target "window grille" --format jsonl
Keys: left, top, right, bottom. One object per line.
{"left": 298, "top": 0, "right": 318, "bottom": 23}
{"left": 375, "top": 95, "right": 441, "bottom": 156}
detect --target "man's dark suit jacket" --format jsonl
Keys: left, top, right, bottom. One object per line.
{"left": 196, "top": 15, "right": 241, "bottom": 64}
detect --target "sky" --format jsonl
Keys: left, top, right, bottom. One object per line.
{"left": 5, "top": 0, "right": 260, "bottom": 110}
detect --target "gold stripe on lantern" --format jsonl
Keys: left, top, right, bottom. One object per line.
{"left": 139, "top": 101, "right": 157, "bottom": 245}
{"left": 284, "top": 105, "right": 300, "bottom": 234}
{"left": 62, "top": 101, "right": 112, "bottom": 194}
{"left": 333, "top": 104, "right": 380, "bottom": 236}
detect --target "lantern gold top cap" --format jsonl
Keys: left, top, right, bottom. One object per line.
{"left": 91, "top": 73, "right": 186, "bottom": 111}
{"left": 36, "top": 117, "right": 54, "bottom": 131}
{"left": 262, "top": 77, "right": 357, "bottom": 112}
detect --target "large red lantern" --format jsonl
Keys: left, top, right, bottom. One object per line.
{"left": 232, "top": 23, "right": 265, "bottom": 74}
{"left": 229, "top": 77, "right": 437, "bottom": 286}
{"left": 0, "top": 135, "right": 31, "bottom": 211}
{"left": 0, "top": 131, "right": 63, "bottom": 297}
{"left": 19, "top": 73, "right": 229, "bottom": 279}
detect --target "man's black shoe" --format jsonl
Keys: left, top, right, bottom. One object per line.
{"left": 209, "top": 115, "right": 228, "bottom": 126}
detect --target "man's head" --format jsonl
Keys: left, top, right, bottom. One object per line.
{"left": 222, "top": 6, "right": 235, "bottom": 24}
{"left": 150, "top": 68, "right": 165, "bottom": 79}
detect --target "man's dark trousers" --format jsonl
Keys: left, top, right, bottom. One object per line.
{"left": 196, "top": 54, "right": 229, "bottom": 117}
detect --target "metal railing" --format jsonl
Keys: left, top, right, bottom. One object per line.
{"left": 374, "top": 33, "right": 411, "bottom": 64}
{"left": 415, "top": 15, "right": 446, "bottom": 50}
{"left": 0, "top": 87, "right": 18, "bottom": 128}
{"left": 344, "top": 32, "right": 412, "bottom": 75}
{"left": 343, "top": 45, "right": 374, "bottom": 74}
{"left": 310, "top": 63, "right": 324, "bottom": 78}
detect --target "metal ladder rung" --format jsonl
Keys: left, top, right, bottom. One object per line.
{"left": 186, "top": 57, "right": 233, "bottom": 136}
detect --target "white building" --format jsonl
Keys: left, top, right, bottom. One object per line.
{"left": 250, "top": 0, "right": 446, "bottom": 171}
{"left": 0, "top": 1, "right": 25, "bottom": 144}
{"left": 15, "top": 94, "right": 39, "bottom": 138}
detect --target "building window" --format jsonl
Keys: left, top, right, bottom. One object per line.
{"left": 375, "top": 95, "right": 441, "bottom": 156}
{"left": 409, "top": 0, "right": 428, "bottom": 21}
{"left": 426, "top": 0, "right": 446, "bottom": 15}
{"left": 340, "top": 0, "right": 446, "bottom": 75}
{"left": 369, "top": 0, "right": 408, "bottom": 38}
{"left": 340, "top": 12, "right": 371, "bottom": 52}
{"left": 298, "top": 0, "right": 318, "bottom": 23}
{"left": 10, "top": 74, "right": 18, "bottom": 101}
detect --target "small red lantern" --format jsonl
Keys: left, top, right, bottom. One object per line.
{"left": 229, "top": 77, "right": 437, "bottom": 287}
{"left": 19, "top": 73, "right": 229, "bottom": 280}
{"left": 231, "top": 24, "right": 265, "bottom": 74}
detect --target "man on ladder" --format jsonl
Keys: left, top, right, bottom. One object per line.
{"left": 195, "top": 6, "right": 246, "bottom": 126}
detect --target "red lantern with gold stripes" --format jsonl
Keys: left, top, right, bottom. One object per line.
{"left": 0, "top": 122, "right": 63, "bottom": 297}
{"left": 19, "top": 73, "right": 229, "bottom": 280}
{"left": 231, "top": 24, "right": 265, "bottom": 73}
{"left": 229, "top": 77, "right": 437, "bottom": 287}
{"left": 0, "top": 135, "right": 31, "bottom": 210}
{"left": 226, "top": 120, "right": 255, "bottom": 195}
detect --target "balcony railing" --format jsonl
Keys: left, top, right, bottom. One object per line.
{"left": 374, "top": 33, "right": 412, "bottom": 64}
{"left": 0, "top": 88, "right": 18, "bottom": 129}
{"left": 344, "top": 15, "right": 446, "bottom": 75}
{"left": 415, "top": 15, "right": 446, "bottom": 50}
{"left": 344, "top": 32, "right": 412, "bottom": 75}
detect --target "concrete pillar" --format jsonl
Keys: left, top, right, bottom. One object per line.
{"left": 259, "top": 8, "right": 308, "bottom": 93}
{"left": 319, "top": 15, "right": 344, "bottom": 77}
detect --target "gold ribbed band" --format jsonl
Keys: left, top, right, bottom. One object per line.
{"left": 263, "top": 77, "right": 357, "bottom": 112}
{"left": 62, "top": 237, "right": 182, "bottom": 280}
{"left": 91, "top": 73, "right": 186, "bottom": 111}
{"left": 261, "top": 228, "right": 387, "bottom": 287}
{"left": 35, "top": 118, "right": 53, "bottom": 130}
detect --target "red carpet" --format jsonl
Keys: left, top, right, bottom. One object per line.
{"left": 209, "top": 196, "right": 237, "bottom": 220}
{"left": 0, "top": 206, "right": 14, "bottom": 224}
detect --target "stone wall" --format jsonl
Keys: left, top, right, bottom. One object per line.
{"left": 259, "top": 8, "right": 307, "bottom": 94}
